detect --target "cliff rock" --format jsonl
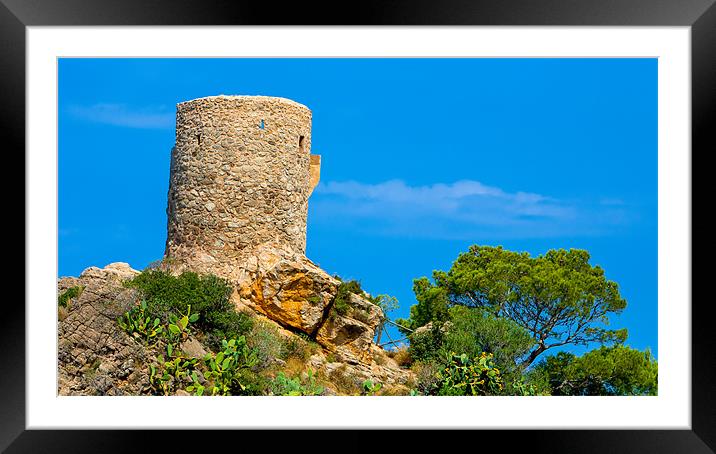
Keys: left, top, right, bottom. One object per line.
{"left": 58, "top": 261, "right": 414, "bottom": 396}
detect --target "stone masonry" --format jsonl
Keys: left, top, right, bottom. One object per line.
{"left": 165, "top": 95, "right": 321, "bottom": 267}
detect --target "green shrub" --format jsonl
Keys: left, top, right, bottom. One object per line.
{"left": 535, "top": 346, "right": 658, "bottom": 396}
{"left": 117, "top": 300, "right": 165, "bottom": 344}
{"left": 440, "top": 306, "right": 534, "bottom": 375}
{"left": 408, "top": 323, "right": 446, "bottom": 363}
{"left": 332, "top": 280, "right": 363, "bottom": 316}
{"left": 247, "top": 318, "right": 284, "bottom": 370}
{"left": 505, "top": 378, "right": 541, "bottom": 396}
{"left": 200, "top": 337, "right": 259, "bottom": 396}
{"left": 281, "top": 334, "right": 319, "bottom": 362}
{"left": 433, "top": 352, "right": 504, "bottom": 396}
{"left": 270, "top": 370, "right": 323, "bottom": 396}
{"left": 126, "top": 270, "right": 253, "bottom": 351}
{"left": 150, "top": 354, "right": 199, "bottom": 396}
{"left": 149, "top": 334, "right": 263, "bottom": 397}
{"left": 362, "top": 379, "right": 382, "bottom": 396}
{"left": 202, "top": 310, "right": 254, "bottom": 352}
{"left": 58, "top": 285, "right": 84, "bottom": 308}
{"left": 411, "top": 360, "right": 442, "bottom": 396}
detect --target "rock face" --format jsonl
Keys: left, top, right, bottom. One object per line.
{"left": 166, "top": 244, "right": 407, "bottom": 374}
{"left": 234, "top": 246, "right": 337, "bottom": 334}
{"left": 316, "top": 292, "right": 383, "bottom": 364}
{"left": 58, "top": 261, "right": 415, "bottom": 395}
{"left": 57, "top": 263, "right": 151, "bottom": 396}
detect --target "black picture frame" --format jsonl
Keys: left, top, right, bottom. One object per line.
{"left": 5, "top": 0, "right": 712, "bottom": 451}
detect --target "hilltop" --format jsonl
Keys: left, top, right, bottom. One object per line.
{"left": 57, "top": 257, "right": 414, "bottom": 396}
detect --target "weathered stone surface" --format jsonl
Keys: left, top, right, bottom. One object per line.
{"left": 57, "top": 263, "right": 151, "bottom": 396}
{"left": 180, "top": 337, "right": 208, "bottom": 360}
{"left": 231, "top": 245, "right": 337, "bottom": 334}
{"left": 309, "top": 347, "right": 414, "bottom": 393}
{"left": 316, "top": 293, "right": 382, "bottom": 363}
{"left": 57, "top": 260, "right": 415, "bottom": 395}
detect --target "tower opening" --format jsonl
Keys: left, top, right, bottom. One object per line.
{"left": 299, "top": 135, "right": 305, "bottom": 154}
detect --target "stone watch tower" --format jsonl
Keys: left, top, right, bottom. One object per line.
{"left": 164, "top": 95, "right": 321, "bottom": 267}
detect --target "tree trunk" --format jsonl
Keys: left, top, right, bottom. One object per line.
{"left": 520, "top": 345, "right": 547, "bottom": 368}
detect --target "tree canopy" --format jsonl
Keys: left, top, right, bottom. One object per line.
{"left": 531, "top": 345, "right": 658, "bottom": 396}
{"left": 399, "top": 245, "right": 628, "bottom": 368}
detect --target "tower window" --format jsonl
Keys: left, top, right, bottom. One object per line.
{"left": 259, "top": 119, "right": 265, "bottom": 130}
{"left": 299, "top": 135, "right": 305, "bottom": 153}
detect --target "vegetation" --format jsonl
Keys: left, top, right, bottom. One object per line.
{"left": 117, "top": 270, "right": 342, "bottom": 396}
{"left": 332, "top": 280, "right": 362, "bottom": 316}
{"left": 110, "top": 245, "right": 656, "bottom": 397}
{"left": 361, "top": 379, "right": 383, "bottom": 396}
{"left": 397, "top": 245, "right": 656, "bottom": 396}
{"left": 200, "top": 337, "right": 260, "bottom": 396}
{"left": 434, "top": 353, "right": 504, "bottom": 396}
{"left": 117, "top": 300, "right": 165, "bottom": 344}
{"left": 270, "top": 370, "right": 323, "bottom": 396}
{"left": 280, "top": 332, "right": 320, "bottom": 362}
{"left": 120, "top": 299, "right": 263, "bottom": 396}
{"left": 330, "top": 276, "right": 398, "bottom": 317}
{"left": 58, "top": 285, "right": 84, "bottom": 308}
{"left": 398, "top": 246, "right": 629, "bottom": 368}
{"left": 126, "top": 270, "right": 253, "bottom": 351}
{"left": 531, "top": 345, "right": 658, "bottom": 396}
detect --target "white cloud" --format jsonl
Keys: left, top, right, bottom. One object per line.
{"left": 311, "top": 179, "right": 628, "bottom": 239}
{"left": 67, "top": 103, "right": 174, "bottom": 129}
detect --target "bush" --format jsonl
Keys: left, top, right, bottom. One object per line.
{"left": 58, "top": 285, "right": 84, "bottom": 308}
{"left": 408, "top": 323, "right": 445, "bottom": 363}
{"left": 362, "top": 379, "right": 382, "bottom": 396}
{"left": 388, "top": 346, "right": 412, "bottom": 368}
{"left": 202, "top": 310, "right": 254, "bottom": 352}
{"left": 246, "top": 318, "right": 284, "bottom": 370}
{"left": 199, "top": 337, "right": 259, "bottom": 396}
{"left": 126, "top": 270, "right": 253, "bottom": 351}
{"left": 332, "top": 280, "right": 363, "bottom": 316}
{"left": 395, "top": 277, "right": 450, "bottom": 335}
{"left": 281, "top": 333, "right": 319, "bottom": 362}
{"left": 117, "top": 300, "right": 165, "bottom": 344}
{"left": 535, "top": 346, "right": 658, "bottom": 396}
{"left": 270, "top": 370, "right": 323, "bottom": 396}
{"left": 433, "top": 352, "right": 504, "bottom": 396}
{"left": 411, "top": 360, "right": 442, "bottom": 396}
{"left": 441, "top": 306, "right": 534, "bottom": 375}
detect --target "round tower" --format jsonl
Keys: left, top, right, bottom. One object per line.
{"left": 165, "top": 95, "right": 318, "bottom": 266}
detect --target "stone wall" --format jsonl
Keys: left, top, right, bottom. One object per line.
{"left": 165, "top": 95, "right": 318, "bottom": 266}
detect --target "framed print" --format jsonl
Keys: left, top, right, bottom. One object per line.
{"left": 6, "top": 0, "right": 713, "bottom": 451}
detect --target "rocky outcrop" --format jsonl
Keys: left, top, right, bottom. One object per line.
{"left": 58, "top": 260, "right": 415, "bottom": 395}
{"left": 57, "top": 263, "right": 151, "bottom": 396}
{"left": 233, "top": 246, "right": 337, "bottom": 334}
{"left": 164, "top": 244, "right": 396, "bottom": 365}
{"left": 316, "top": 292, "right": 383, "bottom": 364}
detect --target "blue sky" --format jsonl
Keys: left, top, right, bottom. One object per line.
{"left": 58, "top": 58, "right": 657, "bottom": 359}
